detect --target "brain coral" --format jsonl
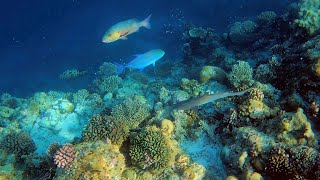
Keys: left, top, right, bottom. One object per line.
{"left": 228, "top": 61, "right": 254, "bottom": 90}
{"left": 111, "top": 96, "right": 150, "bottom": 129}
{"left": 0, "top": 132, "right": 36, "bottom": 159}
{"left": 129, "top": 125, "right": 170, "bottom": 170}
{"left": 82, "top": 114, "right": 129, "bottom": 146}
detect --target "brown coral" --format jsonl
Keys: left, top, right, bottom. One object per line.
{"left": 54, "top": 143, "right": 75, "bottom": 168}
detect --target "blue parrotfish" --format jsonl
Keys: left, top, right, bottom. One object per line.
{"left": 116, "top": 49, "right": 165, "bottom": 74}
{"left": 173, "top": 89, "right": 251, "bottom": 110}
{"left": 102, "top": 14, "right": 152, "bottom": 43}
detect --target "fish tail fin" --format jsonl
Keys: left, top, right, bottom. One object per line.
{"left": 114, "top": 62, "right": 126, "bottom": 74}
{"left": 142, "top": 14, "right": 152, "bottom": 29}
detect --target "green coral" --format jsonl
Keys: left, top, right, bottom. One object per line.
{"left": 129, "top": 125, "right": 170, "bottom": 170}
{"left": 228, "top": 61, "right": 254, "bottom": 90}
{"left": 0, "top": 132, "right": 36, "bottom": 160}
{"left": 94, "top": 75, "right": 122, "bottom": 94}
{"left": 294, "top": 0, "right": 320, "bottom": 35}
{"left": 82, "top": 114, "right": 129, "bottom": 146}
{"left": 98, "top": 62, "right": 118, "bottom": 76}
{"left": 111, "top": 96, "right": 150, "bottom": 129}
{"left": 180, "top": 78, "right": 203, "bottom": 96}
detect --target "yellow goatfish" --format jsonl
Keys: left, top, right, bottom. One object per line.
{"left": 102, "top": 14, "right": 152, "bottom": 43}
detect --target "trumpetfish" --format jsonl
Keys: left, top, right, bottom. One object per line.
{"left": 173, "top": 89, "right": 251, "bottom": 110}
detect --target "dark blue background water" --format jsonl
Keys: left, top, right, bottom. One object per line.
{"left": 0, "top": 0, "right": 294, "bottom": 97}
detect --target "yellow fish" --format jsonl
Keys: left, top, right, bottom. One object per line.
{"left": 102, "top": 14, "right": 151, "bottom": 43}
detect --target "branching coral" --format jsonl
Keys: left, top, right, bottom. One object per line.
{"left": 97, "top": 62, "right": 118, "bottom": 76}
{"left": 257, "top": 11, "right": 277, "bottom": 26}
{"left": 129, "top": 125, "right": 170, "bottom": 170}
{"left": 53, "top": 143, "right": 75, "bottom": 168}
{"left": 82, "top": 114, "right": 129, "bottom": 146}
{"left": 180, "top": 78, "right": 203, "bottom": 96}
{"left": 93, "top": 75, "right": 122, "bottom": 94}
{"left": 54, "top": 141, "right": 125, "bottom": 179}
{"left": 0, "top": 132, "right": 36, "bottom": 160}
{"left": 228, "top": 61, "right": 254, "bottom": 90}
{"left": 111, "top": 96, "right": 150, "bottom": 129}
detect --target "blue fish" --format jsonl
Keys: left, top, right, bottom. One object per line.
{"left": 115, "top": 49, "right": 165, "bottom": 74}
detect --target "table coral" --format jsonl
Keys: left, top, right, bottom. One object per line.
{"left": 228, "top": 20, "right": 258, "bottom": 44}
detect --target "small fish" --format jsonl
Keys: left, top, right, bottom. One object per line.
{"left": 173, "top": 89, "right": 251, "bottom": 110}
{"left": 102, "top": 14, "right": 152, "bottom": 43}
{"left": 116, "top": 49, "right": 165, "bottom": 74}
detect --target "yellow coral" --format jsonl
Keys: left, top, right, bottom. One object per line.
{"left": 278, "top": 108, "right": 317, "bottom": 146}
{"left": 239, "top": 151, "right": 248, "bottom": 170}
{"left": 294, "top": 0, "right": 320, "bottom": 34}
{"left": 199, "top": 66, "right": 227, "bottom": 84}
{"left": 161, "top": 119, "right": 174, "bottom": 136}
{"left": 314, "top": 59, "right": 320, "bottom": 76}
{"left": 239, "top": 99, "right": 278, "bottom": 120}
{"left": 226, "top": 176, "right": 239, "bottom": 180}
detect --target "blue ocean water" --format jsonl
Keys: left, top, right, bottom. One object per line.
{"left": 0, "top": 0, "right": 292, "bottom": 97}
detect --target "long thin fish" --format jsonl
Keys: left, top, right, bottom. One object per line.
{"left": 173, "top": 89, "right": 251, "bottom": 110}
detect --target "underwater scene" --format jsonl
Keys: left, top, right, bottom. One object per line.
{"left": 0, "top": 0, "right": 320, "bottom": 179}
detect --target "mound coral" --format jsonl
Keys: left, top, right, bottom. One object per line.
{"left": 53, "top": 143, "right": 75, "bottom": 168}
{"left": 0, "top": 132, "right": 36, "bottom": 159}
{"left": 82, "top": 114, "right": 129, "bottom": 146}
{"left": 228, "top": 61, "right": 254, "bottom": 90}
{"left": 228, "top": 20, "right": 258, "bottom": 44}
{"left": 257, "top": 11, "right": 277, "bottom": 25}
{"left": 111, "top": 96, "right": 150, "bottom": 129}
{"left": 94, "top": 75, "right": 122, "bottom": 94}
{"left": 199, "top": 66, "right": 227, "bottom": 84}
{"left": 129, "top": 125, "right": 170, "bottom": 170}
{"left": 97, "top": 62, "right": 118, "bottom": 76}
{"left": 278, "top": 108, "right": 317, "bottom": 146}
{"left": 294, "top": 0, "right": 320, "bottom": 35}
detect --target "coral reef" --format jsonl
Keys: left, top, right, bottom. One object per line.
{"left": 199, "top": 65, "right": 227, "bottom": 84}
{"left": 93, "top": 75, "right": 122, "bottom": 94}
{"left": 294, "top": 0, "right": 320, "bottom": 35}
